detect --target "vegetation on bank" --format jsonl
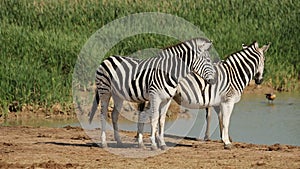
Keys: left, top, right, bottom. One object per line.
{"left": 0, "top": 0, "right": 299, "bottom": 113}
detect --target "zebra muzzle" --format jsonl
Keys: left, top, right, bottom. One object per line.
{"left": 255, "top": 78, "right": 263, "bottom": 85}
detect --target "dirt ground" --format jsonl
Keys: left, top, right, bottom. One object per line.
{"left": 1, "top": 125, "right": 299, "bottom": 169}
{"left": 1, "top": 84, "right": 300, "bottom": 169}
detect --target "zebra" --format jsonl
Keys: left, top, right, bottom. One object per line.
{"left": 137, "top": 41, "right": 270, "bottom": 149}
{"left": 201, "top": 42, "right": 269, "bottom": 143}
{"left": 89, "top": 37, "right": 217, "bottom": 150}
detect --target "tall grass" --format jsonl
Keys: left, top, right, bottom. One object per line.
{"left": 0, "top": 0, "right": 299, "bottom": 112}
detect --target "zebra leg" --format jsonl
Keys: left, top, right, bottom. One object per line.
{"left": 137, "top": 122, "right": 145, "bottom": 148}
{"left": 204, "top": 107, "right": 212, "bottom": 141}
{"left": 136, "top": 102, "right": 146, "bottom": 148}
{"left": 214, "top": 106, "right": 223, "bottom": 139}
{"left": 158, "top": 99, "right": 172, "bottom": 150}
{"left": 220, "top": 102, "right": 234, "bottom": 149}
{"left": 149, "top": 95, "right": 161, "bottom": 151}
{"left": 100, "top": 93, "right": 111, "bottom": 148}
{"left": 215, "top": 106, "right": 233, "bottom": 142}
{"left": 111, "top": 96, "right": 124, "bottom": 147}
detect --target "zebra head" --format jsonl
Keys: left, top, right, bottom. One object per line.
{"left": 190, "top": 38, "right": 216, "bottom": 84}
{"left": 251, "top": 41, "right": 271, "bottom": 85}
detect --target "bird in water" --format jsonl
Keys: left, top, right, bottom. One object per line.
{"left": 265, "top": 93, "right": 276, "bottom": 103}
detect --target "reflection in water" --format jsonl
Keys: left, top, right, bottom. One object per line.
{"left": 2, "top": 117, "right": 78, "bottom": 128}
{"left": 107, "top": 93, "right": 300, "bottom": 146}
{"left": 217, "top": 93, "right": 300, "bottom": 146}
{"left": 83, "top": 93, "right": 300, "bottom": 146}
{"left": 2, "top": 93, "right": 300, "bottom": 146}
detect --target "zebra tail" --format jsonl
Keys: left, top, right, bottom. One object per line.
{"left": 88, "top": 90, "right": 99, "bottom": 124}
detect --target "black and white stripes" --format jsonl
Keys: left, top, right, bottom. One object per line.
{"left": 172, "top": 41, "right": 270, "bottom": 149}
{"left": 89, "top": 37, "right": 216, "bottom": 150}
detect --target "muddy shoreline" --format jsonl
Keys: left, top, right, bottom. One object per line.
{"left": 2, "top": 84, "right": 299, "bottom": 168}
{"left": 1, "top": 126, "right": 299, "bottom": 168}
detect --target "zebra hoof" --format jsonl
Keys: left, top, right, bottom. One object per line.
{"left": 138, "top": 143, "right": 145, "bottom": 149}
{"left": 101, "top": 143, "right": 108, "bottom": 148}
{"left": 160, "top": 145, "right": 168, "bottom": 150}
{"left": 195, "top": 138, "right": 202, "bottom": 141}
{"left": 204, "top": 137, "right": 211, "bottom": 141}
{"left": 151, "top": 145, "right": 158, "bottom": 151}
{"left": 224, "top": 143, "right": 232, "bottom": 150}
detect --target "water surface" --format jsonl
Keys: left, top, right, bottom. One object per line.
{"left": 2, "top": 93, "right": 299, "bottom": 146}
{"left": 105, "top": 93, "right": 300, "bottom": 146}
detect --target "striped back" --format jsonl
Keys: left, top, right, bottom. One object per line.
{"left": 96, "top": 37, "right": 216, "bottom": 102}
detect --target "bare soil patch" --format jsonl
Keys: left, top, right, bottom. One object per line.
{"left": 1, "top": 84, "right": 296, "bottom": 168}
{"left": 1, "top": 126, "right": 299, "bottom": 169}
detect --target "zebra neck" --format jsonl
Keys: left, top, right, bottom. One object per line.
{"left": 158, "top": 46, "right": 193, "bottom": 86}
{"left": 225, "top": 53, "right": 258, "bottom": 93}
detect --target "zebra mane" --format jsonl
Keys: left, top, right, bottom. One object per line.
{"left": 223, "top": 41, "right": 257, "bottom": 60}
{"left": 123, "top": 37, "right": 212, "bottom": 62}
{"left": 214, "top": 60, "right": 224, "bottom": 65}
{"left": 153, "top": 37, "right": 213, "bottom": 61}
{"left": 161, "top": 37, "right": 211, "bottom": 50}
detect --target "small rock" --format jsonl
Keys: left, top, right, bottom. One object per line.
{"left": 256, "top": 160, "right": 266, "bottom": 166}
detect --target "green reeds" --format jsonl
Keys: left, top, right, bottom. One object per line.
{"left": 0, "top": 0, "right": 299, "bottom": 111}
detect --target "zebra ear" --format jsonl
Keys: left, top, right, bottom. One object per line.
{"left": 261, "top": 42, "right": 271, "bottom": 53}
{"left": 254, "top": 41, "right": 259, "bottom": 49}
{"left": 242, "top": 43, "right": 248, "bottom": 49}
